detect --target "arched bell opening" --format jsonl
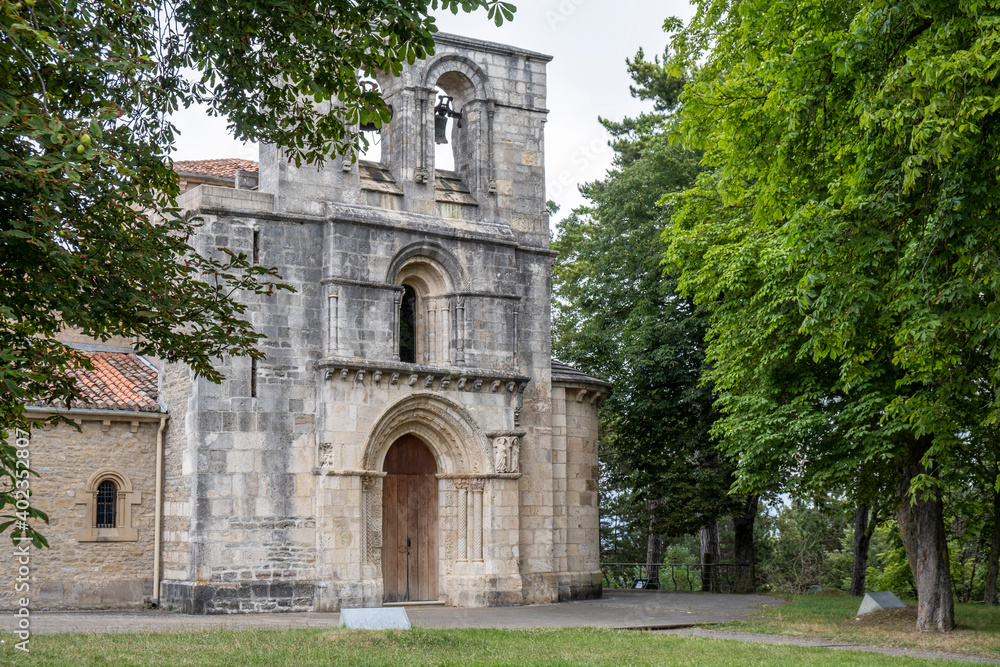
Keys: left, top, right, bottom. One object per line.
{"left": 358, "top": 79, "right": 388, "bottom": 164}
{"left": 433, "top": 70, "right": 479, "bottom": 189}
{"left": 433, "top": 86, "right": 457, "bottom": 172}
{"left": 381, "top": 434, "right": 439, "bottom": 603}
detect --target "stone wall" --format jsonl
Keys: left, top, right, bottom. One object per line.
{"left": 0, "top": 418, "right": 160, "bottom": 610}
{"left": 160, "top": 187, "right": 323, "bottom": 613}
{"left": 551, "top": 383, "right": 603, "bottom": 601}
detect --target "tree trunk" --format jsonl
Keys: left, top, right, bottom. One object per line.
{"left": 984, "top": 485, "right": 1000, "bottom": 605}
{"left": 700, "top": 520, "right": 721, "bottom": 592}
{"left": 896, "top": 435, "right": 955, "bottom": 632}
{"left": 646, "top": 531, "right": 663, "bottom": 588}
{"left": 646, "top": 499, "right": 664, "bottom": 588}
{"left": 850, "top": 505, "right": 877, "bottom": 597}
{"left": 733, "top": 494, "right": 759, "bottom": 593}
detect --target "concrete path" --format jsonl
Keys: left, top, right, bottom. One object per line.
{"left": 1, "top": 590, "right": 783, "bottom": 635}
{"left": 659, "top": 627, "right": 1000, "bottom": 665}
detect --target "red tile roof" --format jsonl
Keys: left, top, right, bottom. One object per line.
{"left": 30, "top": 350, "right": 162, "bottom": 413}
{"left": 173, "top": 158, "right": 258, "bottom": 179}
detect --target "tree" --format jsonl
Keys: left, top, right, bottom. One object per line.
{"left": 666, "top": 0, "right": 1000, "bottom": 631}
{"left": 552, "top": 50, "right": 740, "bottom": 582}
{"left": 1, "top": 0, "right": 515, "bottom": 547}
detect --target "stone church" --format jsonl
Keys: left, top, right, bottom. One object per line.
{"left": 3, "top": 33, "right": 608, "bottom": 613}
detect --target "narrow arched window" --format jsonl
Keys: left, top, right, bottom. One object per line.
{"left": 399, "top": 285, "right": 417, "bottom": 363}
{"left": 95, "top": 480, "right": 117, "bottom": 528}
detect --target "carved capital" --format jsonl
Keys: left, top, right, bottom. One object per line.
{"left": 319, "top": 443, "right": 336, "bottom": 468}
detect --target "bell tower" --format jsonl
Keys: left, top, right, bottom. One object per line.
{"left": 375, "top": 34, "right": 551, "bottom": 247}
{"left": 258, "top": 33, "right": 552, "bottom": 249}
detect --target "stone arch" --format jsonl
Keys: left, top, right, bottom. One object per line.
{"left": 361, "top": 393, "right": 490, "bottom": 475}
{"left": 424, "top": 55, "right": 495, "bottom": 192}
{"left": 423, "top": 54, "right": 494, "bottom": 104}
{"left": 85, "top": 468, "right": 135, "bottom": 494}
{"left": 75, "top": 468, "right": 140, "bottom": 542}
{"left": 387, "top": 243, "right": 465, "bottom": 365}
{"left": 385, "top": 241, "right": 466, "bottom": 291}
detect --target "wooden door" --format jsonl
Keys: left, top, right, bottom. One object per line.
{"left": 382, "top": 435, "right": 438, "bottom": 602}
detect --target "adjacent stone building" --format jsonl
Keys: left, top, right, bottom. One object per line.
{"left": 2, "top": 33, "right": 608, "bottom": 613}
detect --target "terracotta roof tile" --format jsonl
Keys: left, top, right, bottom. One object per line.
{"left": 30, "top": 351, "right": 162, "bottom": 413}
{"left": 173, "top": 158, "right": 258, "bottom": 179}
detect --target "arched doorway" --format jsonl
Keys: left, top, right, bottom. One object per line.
{"left": 382, "top": 434, "right": 438, "bottom": 602}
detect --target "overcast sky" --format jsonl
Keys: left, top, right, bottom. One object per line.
{"left": 170, "top": 1, "right": 697, "bottom": 217}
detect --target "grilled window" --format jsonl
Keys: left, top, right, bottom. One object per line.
{"left": 95, "top": 480, "right": 117, "bottom": 528}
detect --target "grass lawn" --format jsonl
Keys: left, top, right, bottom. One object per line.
{"left": 0, "top": 627, "right": 978, "bottom": 666}
{"left": 716, "top": 593, "right": 1000, "bottom": 658}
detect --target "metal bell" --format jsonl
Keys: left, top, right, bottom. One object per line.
{"left": 434, "top": 95, "right": 461, "bottom": 145}
{"left": 434, "top": 114, "right": 449, "bottom": 144}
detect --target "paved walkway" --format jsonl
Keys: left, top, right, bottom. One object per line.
{"left": 659, "top": 628, "right": 1000, "bottom": 665}
{"left": 2, "top": 590, "right": 781, "bottom": 634}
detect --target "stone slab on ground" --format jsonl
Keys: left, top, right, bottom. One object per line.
{"left": 857, "top": 591, "right": 907, "bottom": 616}
{"left": 340, "top": 607, "right": 410, "bottom": 630}
{"left": 660, "top": 627, "right": 999, "bottom": 665}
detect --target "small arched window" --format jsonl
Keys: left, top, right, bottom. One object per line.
{"left": 391, "top": 253, "right": 457, "bottom": 366}
{"left": 399, "top": 285, "right": 417, "bottom": 364}
{"left": 95, "top": 480, "right": 117, "bottom": 528}
{"left": 76, "top": 469, "right": 140, "bottom": 542}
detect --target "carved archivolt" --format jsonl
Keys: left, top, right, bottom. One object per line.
{"left": 360, "top": 392, "right": 489, "bottom": 475}
{"left": 384, "top": 241, "right": 466, "bottom": 292}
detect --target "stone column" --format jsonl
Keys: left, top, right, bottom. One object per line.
{"left": 392, "top": 291, "right": 401, "bottom": 362}
{"left": 456, "top": 479, "right": 468, "bottom": 562}
{"left": 471, "top": 478, "right": 484, "bottom": 561}
{"left": 439, "top": 301, "right": 450, "bottom": 364}
{"left": 454, "top": 297, "right": 465, "bottom": 365}
{"left": 327, "top": 288, "right": 339, "bottom": 355}
{"left": 426, "top": 300, "right": 436, "bottom": 364}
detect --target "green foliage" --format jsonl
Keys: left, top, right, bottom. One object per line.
{"left": 666, "top": 0, "right": 1000, "bottom": 495}
{"left": 552, "top": 49, "right": 734, "bottom": 542}
{"left": 0, "top": 0, "right": 514, "bottom": 545}
{"left": 860, "top": 525, "right": 917, "bottom": 597}
{"left": 755, "top": 498, "right": 851, "bottom": 593}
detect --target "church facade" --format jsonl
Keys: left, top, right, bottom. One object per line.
{"left": 3, "top": 33, "right": 608, "bottom": 613}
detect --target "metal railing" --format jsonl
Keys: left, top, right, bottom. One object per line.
{"left": 600, "top": 562, "right": 754, "bottom": 593}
